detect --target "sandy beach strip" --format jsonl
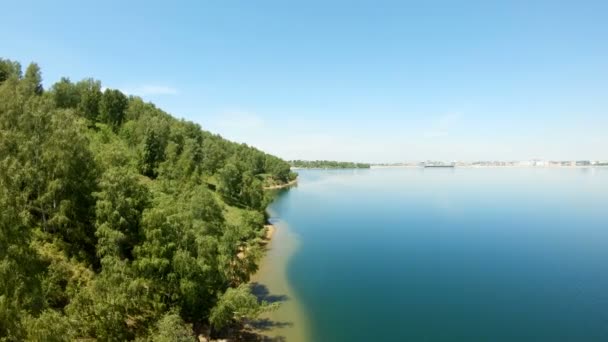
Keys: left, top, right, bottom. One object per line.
{"left": 264, "top": 179, "right": 298, "bottom": 190}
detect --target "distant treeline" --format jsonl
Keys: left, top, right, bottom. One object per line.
{"left": 0, "top": 58, "right": 296, "bottom": 341}
{"left": 290, "top": 160, "right": 371, "bottom": 169}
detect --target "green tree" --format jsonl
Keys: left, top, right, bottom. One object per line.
{"left": 76, "top": 78, "right": 102, "bottom": 121}
{"left": 0, "top": 58, "right": 21, "bottom": 83}
{"left": 51, "top": 77, "right": 80, "bottom": 108}
{"left": 0, "top": 189, "right": 45, "bottom": 340}
{"left": 209, "top": 284, "right": 277, "bottom": 331}
{"left": 20, "top": 62, "right": 43, "bottom": 96}
{"left": 24, "top": 309, "right": 74, "bottom": 342}
{"left": 99, "top": 88, "right": 128, "bottom": 128}
{"left": 217, "top": 162, "right": 242, "bottom": 205}
{"left": 94, "top": 167, "right": 149, "bottom": 260}
{"left": 140, "top": 126, "right": 167, "bottom": 178}
{"left": 152, "top": 312, "right": 195, "bottom": 342}
{"left": 0, "top": 78, "right": 97, "bottom": 261}
{"left": 241, "top": 171, "right": 264, "bottom": 210}
{"left": 66, "top": 257, "right": 159, "bottom": 340}
{"left": 201, "top": 137, "right": 228, "bottom": 173}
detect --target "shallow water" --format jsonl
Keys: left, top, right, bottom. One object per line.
{"left": 249, "top": 213, "right": 310, "bottom": 341}
{"left": 262, "top": 167, "right": 608, "bottom": 341}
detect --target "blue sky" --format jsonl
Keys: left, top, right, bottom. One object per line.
{"left": 3, "top": 0, "right": 608, "bottom": 162}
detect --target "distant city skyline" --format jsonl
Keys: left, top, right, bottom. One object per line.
{"left": 373, "top": 159, "right": 608, "bottom": 166}
{"left": 3, "top": 0, "right": 607, "bottom": 162}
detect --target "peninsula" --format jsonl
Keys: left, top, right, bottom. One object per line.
{"left": 290, "top": 160, "right": 371, "bottom": 169}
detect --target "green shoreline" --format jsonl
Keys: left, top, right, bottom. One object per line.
{"left": 249, "top": 215, "right": 310, "bottom": 341}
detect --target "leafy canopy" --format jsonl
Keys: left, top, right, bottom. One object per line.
{"left": 0, "top": 58, "right": 294, "bottom": 340}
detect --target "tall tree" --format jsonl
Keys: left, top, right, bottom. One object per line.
{"left": 20, "top": 62, "right": 43, "bottom": 96}
{"left": 241, "top": 171, "right": 264, "bottom": 210}
{"left": 52, "top": 77, "right": 80, "bottom": 108}
{"left": 217, "top": 162, "right": 243, "bottom": 205}
{"left": 0, "top": 58, "right": 21, "bottom": 83}
{"left": 94, "top": 167, "right": 149, "bottom": 260}
{"left": 99, "top": 88, "right": 128, "bottom": 128}
{"left": 76, "top": 78, "right": 102, "bottom": 122}
{"left": 201, "top": 138, "right": 227, "bottom": 173}
{"left": 140, "top": 125, "right": 167, "bottom": 178}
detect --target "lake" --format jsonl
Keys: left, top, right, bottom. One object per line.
{"left": 255, "top": 167, "right": 608, "bottom": 341}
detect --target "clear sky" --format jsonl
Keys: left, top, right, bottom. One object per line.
{"left": 3, "top": 0, "right": 607, "bottom": 162}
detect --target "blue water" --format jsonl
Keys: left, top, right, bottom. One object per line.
{"left": 270, "top": 168, "right": 608, "bottom": 341}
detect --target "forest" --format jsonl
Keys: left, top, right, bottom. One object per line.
{"left": 0, "top": 58, "right": 296, "bottom": 341}
{"left": 289, "top": 160, "right": 370, "bottom": 169}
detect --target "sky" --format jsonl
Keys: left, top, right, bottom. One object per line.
{"left": 3, "top": 0, "right": 608, "bottom": 162}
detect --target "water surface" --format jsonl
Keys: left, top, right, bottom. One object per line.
{"left": 266, "top": 167, "right": 608, "bottom": 341}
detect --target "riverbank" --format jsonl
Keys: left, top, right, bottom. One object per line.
{"left": 264, "top": 179, "right": 298, "bottom": 190}
{"left": 248, "top": 217, "right": 309, "bottom": 341}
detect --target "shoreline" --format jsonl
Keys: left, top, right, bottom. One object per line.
{"left": 248, "top": 215, "right": 309, "bottom": 341}
{"left": 264, "top": 179, "right": 298, "bottom": 190}
{"left": 290, "top": 167, "right": 370, "bottom": 170}
{"left": 263, "top": 224, "right": 275, "bottom": 241}
{"left": 370, "top": 165, "right": 608, "bottom": 169}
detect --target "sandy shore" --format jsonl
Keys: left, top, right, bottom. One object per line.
{"left": 249, "top": 218, "right": 309, "bottom": 341}
{"left": 264, "top": 179, "right": 298, "bottom": 190}
{"left": 264, "top": 224, "right": 276, "bottom": 240}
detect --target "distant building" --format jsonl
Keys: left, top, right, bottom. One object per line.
{"left": 530, "top": 159, "right": 546, "bottom": 167}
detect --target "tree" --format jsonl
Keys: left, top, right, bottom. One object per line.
{"left": 140, "top": 125, "right": 167, "bottom": 178}
{"left": 52, "top": 77, "right": 80, "bottom": 108}
{"left": 20, "top": 62, "right": 43, "bottom": 96}
{"left": 0, "top": 58, "right": 21, "bottom": 83}
{"left": 94, "top": 167, "right": 149, "bottom": 260}
{"left": 152, "top": 312, "right": 195, "bottom": 342}
{"left": 188, "top": 186, "right": 225, "bottom": 236}
{"left": 0, "top": 188, "right": 45, "bottom": 340}
{"left": 99, "top": 88, "right": 128, "bottom": 128}
{"left": 0, "top": 79, "right": 98, "bottom": 261}
{"left": 209, "top": 284, "right": 277, "bottom": 331}
{"left": 241, "top": 171, "right": 264, "bottom": 210}
{"left": 201, "top": 137, "right": 228, "bottom": 174}
{"left": 217, "top": 162, "right": 242, "bottom": 205}
{"left": 65, "top": 257, "right": 159, "bottom": 340}
{"left": 76, "top": 78, "right": 102, "bottom": 121}
{"left": 24, "top": 309, "right": 74, "bottom": 342}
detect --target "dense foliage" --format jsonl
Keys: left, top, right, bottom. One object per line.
{"left": 290, "top": 160, "right": 370, "bottom": 169}
{"left": 0, "top": 58, "right": 295, "bottom": 341}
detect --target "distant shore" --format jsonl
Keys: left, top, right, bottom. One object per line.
{"left": 290, "top": 167, "right": 370, "bottom": 170}
{"left": 371, "top": 165, "right": 608, "bottom": 169}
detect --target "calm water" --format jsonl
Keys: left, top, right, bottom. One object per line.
{"left": 268, "top": 167, "right": 608, "bottom": 341}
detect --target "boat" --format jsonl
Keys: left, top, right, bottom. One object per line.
{"left": 423, "top": 162, "right": 455, "bottom": 168}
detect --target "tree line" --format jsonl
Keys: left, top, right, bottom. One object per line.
{"left": 289, "top": 160, "right": 371, "bottom": 169}
{"left": 0, "top": 58, "right": 296, "bottom": 341}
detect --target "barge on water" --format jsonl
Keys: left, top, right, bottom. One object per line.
{"left": 422, "top": 162, "right": 456, "bottom": 168}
